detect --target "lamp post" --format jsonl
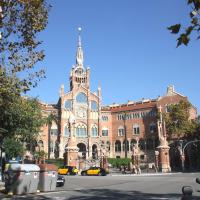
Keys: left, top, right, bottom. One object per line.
{"left": 122, "top": 112, "right": 128, "bottom": 158}
{"left": 178, "top": 139, "right": 200, "bottom": 172}
{"left": 178, "top": 140, "right": 184, "bottom": 171}
{"left": 144, "top": 140, "right": 148, "bottom": 173}
{"left": 155, "top": 150, "right": 159, "bottom": 172}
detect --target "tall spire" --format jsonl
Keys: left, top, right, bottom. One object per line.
{"left": 78, "top": 27, "right": 82, "bottom": 47}
{"left": 76, "top": 27, "right": 84, "bottom": 68}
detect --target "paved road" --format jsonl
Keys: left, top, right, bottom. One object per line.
{"left": 1, "top": 173, "right": 200, "bottom": 199}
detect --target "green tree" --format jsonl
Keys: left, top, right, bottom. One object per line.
{"left": 0, "top": 0, "right": 50, "bottom": 92}
{"left": 187, "top": 115, "right": 200, "bottom": 139}
{"left": 168, "top": 0, "right": 200, "bottom": 47}
{"left": 0, "top": 0, "right": 50, "bottom": 150}
{"left": 0, "top": 96, "right": 44, "bottom": 145}
{"left": 34, "top": 149, "right": 47, "bottom": 164}
{"left": 45, "top": 112, "right": 58, "bottom": 159}
{"left": 164, "top": 100, "right": 197, "bottom": 138}
{"left": 3, "top": 137, "right": 24, "bottom": 159}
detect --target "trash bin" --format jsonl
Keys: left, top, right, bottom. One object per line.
{"left": 4, "top": 164, "right": 40, "bottom": 195}
{"left": 38, "top": 164, "right": 58, "bottom": 192}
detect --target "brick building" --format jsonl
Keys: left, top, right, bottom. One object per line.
{"left": 38, "top": 31, "right": 197, "bottom": 169}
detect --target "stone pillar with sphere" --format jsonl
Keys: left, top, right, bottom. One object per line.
{"left": 131, "top": 138, "right": 140, "bottom": 173}
{"left": 157, "top": 106, "right": 171, "bottom": 173}
{"left": 64, "top": 113, "right": 79, "bottom": 167}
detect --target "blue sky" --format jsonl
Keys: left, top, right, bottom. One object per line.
{"left": 28, "top": 0, "right": 200, "bottom": 113}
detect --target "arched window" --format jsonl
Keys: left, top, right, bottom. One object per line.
{"left": 106, "top": 141, "right": 110, "bottom": 151}
{"left": 50, "top": 141, "right": 54, "bottom": 153}
{"left": 115, "top": 140, "right": 121, "bottom": 152}
{"left": 64, "top": 126, "right": 70, "bottom": 137}
{"left": 51, "top": 128, "right": 58, "bottom": 135}
{"left": 91, "top": 125, "right": 98, "bottom": 137}
{"left": 147, "top": 138, "right": 154, "bottom": 150}
{"left": 139, "top": 139, "right": 145, "bottom": 150}
{"left": 102, "top": 127, "right": 109, "bottom": 136}
{"left": 91, "top": 101, "right": 98, "bottom": 111}
{"left": 76, "top": 92, "right": 87, "bottom": 103}
{"left": 92, "top": 144, "right": 98, "bottom": 159}
{"left": 65, "top": 100, "right": 72, "bottom": 110}
{"left": 77, "top": 143, "right": 86, "bottom": 159}
{"left": 149, "top": 123, "right": 157, "bottom": 133}
{"left": 130, "top": 139, "right": 137, "bottom": 151}
{"left": 133, "top": 124, "right": 140, "bottom": 135}
{"left": 123, "top": 140, "right": 129, "bottom": 151}
{"left": 118, "top": 126, "right": 124, "bottom": 136}
{"left": 76, "top": 124, "right": 87, "bottom": 137}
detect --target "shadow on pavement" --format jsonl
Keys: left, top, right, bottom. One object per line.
{"left": 69, "top": 188, "right": 199, "bottom": 200}
{"left": 4, "top": 188, "right": 200, "bottom": 200}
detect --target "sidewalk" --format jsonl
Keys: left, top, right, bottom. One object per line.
{"left": 109, "top": 167, "right": 180, "bottom": 176}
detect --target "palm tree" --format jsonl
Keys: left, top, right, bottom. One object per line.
{"left": 45, "top": 112, "right": 58, "bottom": 159}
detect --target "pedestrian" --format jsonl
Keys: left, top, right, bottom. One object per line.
{"left": 152, "top": 164, "right": 157, "bottom": 173}
{"left": 132, "top": 164, "right": 136, "bottom": 174}
{"left": 136, "top": 165, "right": 141, "bottom": 174}
{"left": 122, "top": 165, "right": 126, "bottom": 174}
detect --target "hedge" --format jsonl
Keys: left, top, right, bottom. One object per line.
{"left": 108, "top": 158, "right": 131, "bottom": 168}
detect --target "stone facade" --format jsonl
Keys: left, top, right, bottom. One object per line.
{"left": 38, "top": 31, "right": 197, "bottom": 169}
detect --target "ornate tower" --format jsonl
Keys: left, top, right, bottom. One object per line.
{"left": 59, "top": 28, "right": 101, "bottom": 169}
{"left": 69, "top": 28, "right": 90, "bottom": 91}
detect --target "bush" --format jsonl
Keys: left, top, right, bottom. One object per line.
{"left": 108, "top": 158, "right": 131, "bottom": 168}
{"left": 3, "top": 138, "right": 24, "bottom": 159}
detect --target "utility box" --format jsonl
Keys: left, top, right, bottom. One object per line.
{"left": 38, "top": 164, "right": 58, "bottom": 192}
{"left": 4, "top": 164, "right": 40, "bottom": 195}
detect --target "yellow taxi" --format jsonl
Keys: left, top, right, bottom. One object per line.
{"left": 81, "top": 166, "right": 106, "bottom": 176}
{"left": 58, "top": 165, "right": 78, "bottom": 175}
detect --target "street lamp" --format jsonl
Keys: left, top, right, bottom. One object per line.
{"left": 155, "top": 150, "right": 159, "bottom": 172}
{"left": 178, "top": 140, "right": 184, "bottom": 171}
{"left": 178, "top": 139, "right": 200, "bottom": 172}
{"left": 122, "top": 112, "right": 128, "bottom": 158}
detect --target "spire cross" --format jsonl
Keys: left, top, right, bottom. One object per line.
{"left": 75, "top": 27, "right": 84, "bottom": 67}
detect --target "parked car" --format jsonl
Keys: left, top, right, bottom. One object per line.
{"left": 81, "top": 166, "right": 106, "bottom": 176}
{"left": 58, "top": 165, "right": 78, "bottom": 175}
{"left": 56, "top": 175, "right": 65, "bottom": 187}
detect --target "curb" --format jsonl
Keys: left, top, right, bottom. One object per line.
{"left": 110, "top": 172, "right": 180, "bottom": 176}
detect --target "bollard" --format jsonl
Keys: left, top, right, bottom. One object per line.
{"left": 196, "top": 177, "right": 200, "bottom": 184}
{"left": 181, "top": 186, "right": 193, "bottom": 200}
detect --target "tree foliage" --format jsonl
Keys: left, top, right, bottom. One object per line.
{"left": 187, "top": 115, "right": 200, "bottom": 139}
{"left": 108, "top": 158, "right": 131, "bottom": 168}
{"left": 0, "top": 0, "right": 50, "bottom": 92}
{"left": 164, "top": 100, "right": 198, "bottom": 138}
{"left": 0, "top": 0, "right": 50, "bottom": 156}
{"left": 3, "top": 137, "right": 24, "bottom": 159}
{"left": 168, "top": 0, "right": 200, "bottom": 47}
{"left": 0, "top": 96, "right": 44, "bottom": 142}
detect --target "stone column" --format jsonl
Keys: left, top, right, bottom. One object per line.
{"left": 65, "top": 146, "right": 79, "bottom": 167}
{"left": 157, "top": 144, "right": 170, "bottom": 172}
